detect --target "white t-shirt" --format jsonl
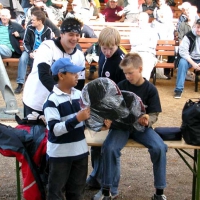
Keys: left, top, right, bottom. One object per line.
{"left": 23, "top": 39, "right": 85, "bottom": 111}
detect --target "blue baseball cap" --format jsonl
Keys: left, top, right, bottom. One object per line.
{"left": 51, "top": 58, "right": 84, "bottom": 75}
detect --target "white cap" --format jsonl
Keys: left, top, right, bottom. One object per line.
{"left": 178, "top": 2, "right": 191, "bottom": 10}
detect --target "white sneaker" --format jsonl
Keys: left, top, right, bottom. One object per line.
{"left": 185, "top": 71, "right": 195, "bottom": 81}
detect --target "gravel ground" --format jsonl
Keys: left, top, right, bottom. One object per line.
{"left": 0, "top": 64, "right": 200, "bottom": 199}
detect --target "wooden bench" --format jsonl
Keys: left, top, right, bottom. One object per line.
{"left": 85, "top": 129, "right": 200, "bottom": 200}
{"left": 153, "top": 40, "right": 177, "bottom": 85}
{"left": 86, "top": 21, "right": 138, "bottom": 39}
{"left": 78, "top": 38, "right": 176, "bottom": 85}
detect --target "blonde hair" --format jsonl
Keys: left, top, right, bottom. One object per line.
{"left": 98, "top": 27, "right": 121, "bottom": 47}
{"left": 120, "top": 53, "right": 143, "bottom": 69}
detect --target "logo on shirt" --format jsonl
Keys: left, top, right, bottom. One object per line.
{"left": 105, "top": 71, "right": 110, "bottom": 77}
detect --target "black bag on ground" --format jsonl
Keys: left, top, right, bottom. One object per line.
{"left": 181, "top": 98, "right": 200, "bottom": 145}
{"left": 154, "top": 127, "right": 182, "bottom": 141}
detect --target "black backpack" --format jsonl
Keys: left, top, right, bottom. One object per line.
{"left": 181, "top": 98, "right": 200, "bottom": 145}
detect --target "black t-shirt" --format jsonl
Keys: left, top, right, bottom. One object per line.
{"left": 117, "top": 79, "right": 162, "bottom": 114}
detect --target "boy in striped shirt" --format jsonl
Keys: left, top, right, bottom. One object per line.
{"left": 43, "top": 58, "right": 90, "bottom": 200}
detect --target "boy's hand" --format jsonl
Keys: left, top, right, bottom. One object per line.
{"left": 76, "top": 107, "right": 90, "bottom": 122}
{"left": 101, "top": 119, "right": 112, "bottom": 130}
{"left": 138, "top": 114, "right": 149, "bottom": 126}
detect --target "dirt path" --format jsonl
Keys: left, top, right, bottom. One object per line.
{"left": 0, "top": 65, "right": 199, "bottom": 199}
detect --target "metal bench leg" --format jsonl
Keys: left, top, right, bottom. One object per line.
{"left": 16, "top": 159, "right": 21, "bottom": 200}
{"left": 196, "top": 150, "right": 200, "bottom": 200}
{"left": 0, "top": 57, "right": 19, "bottom": 114}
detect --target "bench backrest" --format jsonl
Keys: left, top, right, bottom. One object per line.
{"left": 78, "top": 38, "right": 131, "bottom": 53}
{"left": 156, "top": 40, "right": 176, "bottom": 56}
{"left": 79, "top": 38, "right": 175, "bottom": 56}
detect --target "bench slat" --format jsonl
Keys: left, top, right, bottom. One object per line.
{"left": 84, "top": 129, "right": 200, "bottom": 149}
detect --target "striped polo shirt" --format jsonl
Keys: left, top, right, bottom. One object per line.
{"left": 43, "top": 85, "right": 89, "bottom": 162}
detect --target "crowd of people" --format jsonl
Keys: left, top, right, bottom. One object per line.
{"left": 0, "top": 0, "right": 200, "bottom": 200}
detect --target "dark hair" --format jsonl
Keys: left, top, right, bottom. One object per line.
{"left": 52, "top": 72, "right": 67, "bottom": 83}
{"left": 31, "top": 9, "right": 46, "bottom": 24}
{"left": 60, "top": 17, "right": 83, "bottom": 34}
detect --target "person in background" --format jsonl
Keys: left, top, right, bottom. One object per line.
{"left": 174, "top": 19, "right": 200, "bottom": 99}
{"left": 21, "top": 0, "right": 32, "bottom": 14}
{"left": 117, "top": 0, "right": 142, "bottom": 23}
{"left": 81, "top": 25, "right": 98, "bottom": 80}
{"left": 177, "top": 6, "right": 199, "bottom": 82}
{"left": 14, "top": 9, "right": 53, "bottom": 94}
{"left": 142, "top": 0, "right": 157, "bottom": 20}
{"left": 152, "top": 0, "right": 174, "bottom": 79}
{"left": 43, "top": 0, "right": 67, "bottom": 25}
{"left": 98, "top": 0, "right": 125, "bottom": 22}
{"left": 130, "top": 12, "right": 158, "bottom": 80}
{"left": 1, "top": 0, "right": 24, "bottom": 19}
{"left": 91, "top": 53, "right": 167, "bottom": 200}
{"left": 43, "top": 58, "right": 90, "bottom": 200}
{"left": 176, "top": 2, "right": 191, "bottom": 32}
{"left": 152, "top": 0, "right": 173, "bottom": 39}
{"left": 26, "top": 6, "right": 60, "bottom": 38}
{"left": 0, "top": 8, "right": 24, "bottom": 59}
{"left": 25, "top": 0, "right": 60, "bottom": 26}
{"left": 65, "top": 0, "right": 93, "bottom": 24}
{"left": 22, "top": 17, "right": 85, "bottom": 117}
{"left": 178, "top": 6, "right": 199, "bottom": 42}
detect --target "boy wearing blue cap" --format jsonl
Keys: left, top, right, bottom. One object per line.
{"left": 43, "top": 58, "right": 90, "bottom": 200}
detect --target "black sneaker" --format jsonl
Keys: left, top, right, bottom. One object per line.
{"left": 85, "top": 176, "right": 101, "bottom": 190}
{"left": 14, "top": 84, "right": 23, "bottom": 94}
{"left": 152, "top": 194, "right": 167, "bottom": 200}
{"left": 174, "top": 91, "right": 182, "bottom": 99}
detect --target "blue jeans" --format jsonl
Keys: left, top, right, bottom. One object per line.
{"left": 175, "top": 58, "right": 200, "bottom": 92}
{"left": 89, "top": 127, "right": 167, "bottom": 194}
{"left": 88, "top": 129, "right": 129, "bottom": 195}
{"left": 102, "top": 129, "right": 130, "bottom": 195}
{"left": 0, "top": 45, "right": 12, "bottom": 58}
{"left": 47, "top": 156, "right": 88, "bottom": 200}
{"left": 129, "top": 127, "right": 167, "bottom": 189}
{"left": 16, "top": 51, "right": 33, "bottom": 84}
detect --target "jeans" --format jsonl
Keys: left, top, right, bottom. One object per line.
{"left": 0, "top": 45, "right": 12, "bottom": 58}
{"left": 89, "top": 127, "right": 167, "bottom": 194}
{"left": 87, "top": 146, "right": 102, "bottom": 187}
{"left": 47, "top": 156, "right": 88, "bottom": 200}
{"left": 16, "top": 51, "right": 33, "bottom": 84}
{"left": 129, "top": 127, "right": 167, "bottom": 189}
{"left": 102, "top": 129, "right": 130, "bottom": 195}
{"left": 175, "top": 58, "right": 200, "bottom": 92}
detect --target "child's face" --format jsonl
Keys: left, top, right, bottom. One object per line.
{"left": 100, "top": 45, "right": 118, "bottom": 58}
{"left": 59, "top": 72, "right": 79, "bottom": 89}
{"left": 122, "top": 65, "right": 142, "bottom": 85}
{"left": 61, "top": 32, "right": 80, "bottom": 53}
